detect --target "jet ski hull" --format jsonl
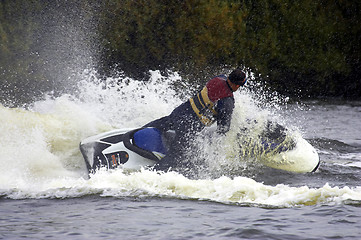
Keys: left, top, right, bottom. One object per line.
{"left": 80, "top": 126, "right": 320, "bottom": 174}
{"left": 80, "top": 128, "right": 159, "bottom": 173}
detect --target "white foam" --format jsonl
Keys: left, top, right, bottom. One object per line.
{"left": 0, "top": 69, "right": 356, "bottom": 206}
{"left": 3, "top": 168, "right": 361, "bottom": 207}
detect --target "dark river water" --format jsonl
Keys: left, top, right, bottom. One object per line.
{"left": 1, "top": 73, "right": 360, "bottom": 239}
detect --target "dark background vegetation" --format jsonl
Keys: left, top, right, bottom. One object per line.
{"left": 1, "top": 0, "right": 360, "bottom": 106}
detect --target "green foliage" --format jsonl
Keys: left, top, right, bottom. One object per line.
{"left": 245, "top": 0, "right": 356, "bottom": 96}
{"left": 101, "top": 0, "right": 360, "bottom": 98}
{"left": 0, "top": 0, "right": 46, "bottom": 105}
{"left": 101, "top": 0, "right": 247, "bottom": 72}
{"left": 1, "top": 0, "right": 360, "bottom": 105}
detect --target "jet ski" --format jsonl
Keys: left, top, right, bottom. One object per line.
{"left": 79, "top": 127, "right": 175, "bottom": 173}
{"left": 80, "top": 124, "right": 320, "bottom": 174}
{"left": 239, "top": 121, "right": 320, "bottom": 173}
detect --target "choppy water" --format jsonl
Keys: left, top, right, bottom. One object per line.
{"left": 1, "top": 70, "right": 360, "bottom": 239}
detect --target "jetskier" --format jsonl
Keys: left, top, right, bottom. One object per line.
{"left": 80, "top": 122, "right": 320, "bottom": 174}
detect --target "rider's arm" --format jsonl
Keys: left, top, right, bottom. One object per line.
{"left": 215, "top": 97, "right": 235, "bottom": 134}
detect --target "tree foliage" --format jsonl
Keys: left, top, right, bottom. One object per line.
{"left": 101, "top": 0, "right": 360, "bottom": 98}
{"left": 0, "top": 0, "right": 360, "bottom": 105}
{"left": 0, "top": 0, "right": 45, "bottom": 104}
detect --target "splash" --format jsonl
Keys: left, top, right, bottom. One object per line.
{"left": 0, "top": 69, "right": 330, "bottom": 206}
{"left": 0, "top": 69, "right": 189, "bottom": 191}
{"left": 90, "top": 169, "right": 361, "bottom": 207}
{"left": 3, "top": 168, "right": 361, "bottom": 207}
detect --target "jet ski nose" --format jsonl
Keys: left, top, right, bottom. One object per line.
{"left": 311, "top": 160, "right": 321, "bottom": 172}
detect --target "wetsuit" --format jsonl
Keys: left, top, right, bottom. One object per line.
{"left": 144, "top": 74, "right": 235, "bottom": 167}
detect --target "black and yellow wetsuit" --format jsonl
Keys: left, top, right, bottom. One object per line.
{"left": 145, "top": 74, "right": 235, "bottom": 137}
{"left": 143, "top": 73, "right": 240, "bottom": 170}
{"left": 188, "top": 74, "right": 235, "bottom": 133}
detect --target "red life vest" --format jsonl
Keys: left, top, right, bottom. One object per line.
{"left": 189, "top": 76, "right": 233, "bottom": 126}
